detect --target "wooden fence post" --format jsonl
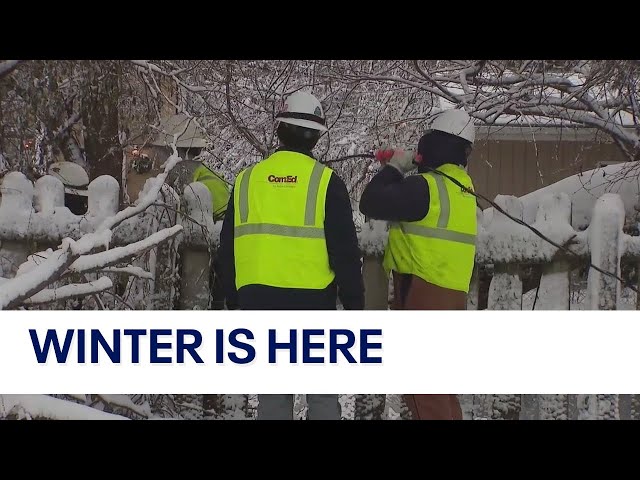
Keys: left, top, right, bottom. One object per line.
{"left": 587, "top": 193, "right": 624, "bottom": 310}
{"left": 586, "top": 194, "right": 625, "bottom": 419}
{"left": 487, "top": 195, "right": 524, "bottom": 310}
{"left": 179, "top": 182, "right": 213, "bottom": 310}
{"left": 485, "top": 196, "right": 524, "bottom": 419}
{"left": 356, "top": 220, "right": 389, "bottom": 420}
{"left": 0, "top": 173, "right": 34, "bottom": 280}
{"left": 535, "top": 193, "right": 572, "bottom": 310}
{"left": 363, "top": 255, "right": 389, "bottom": 310}
{"left": 467, "top": 266, "right": 480, "bottom": 310}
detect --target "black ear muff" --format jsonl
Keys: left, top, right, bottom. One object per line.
{"left": 465, "top": 144, "right": 473, "bottom": 159}
{"left": 304, "top": 129, "right": 320, "bottom": 141}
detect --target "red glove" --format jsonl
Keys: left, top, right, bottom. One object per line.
{"left": 375, "top": 149, "right": 395, "bottom": 164}
{"left": 375, "top": 148, "right": 423, "bottom": 166}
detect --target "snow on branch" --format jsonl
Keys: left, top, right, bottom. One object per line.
{"left": 67, "top": 225, "right": 183, "bottom": 274}
{"left": 0, "top": 145, "right": 184, "bottom": 309}
{"left": 345, "top": 60, "right": 640, "bottom": 160}
{"left": 99, "top": 266, "right": 153, "bottom": 279}
{"left": 98, "top": 153, "right": 183, "bottom": 232}
{"left": 51, "top": 112, "right": 82, "bottom": 141}
{"left": 130, "top": 60, "right": 213, "bottom": 93}
{"left": 22, "top": 277, "right": 113, "bottom": 305}
{"left": 94, "top": 394, "right": 152, "bottom": 419}
{"left": 0, "top": 241, "right": 74, "bottom": 310}
{"left": 70, "top": 229, "right": 113, "bottom": 257}
{"left": 130, "top": 60, "right": 165, "bottom": 75}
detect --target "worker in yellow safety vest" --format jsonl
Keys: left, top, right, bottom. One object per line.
{"left": 164, "top": 158, "right": 231, "bottom": 310}
{"left": 218, "top": 90, "right": 364, "bottom": 420}
{"left": 359, "top": 108, "right": 478, "bottom": 420}
{"left": 165, "top": 159, "right": 231, "bottom": 222}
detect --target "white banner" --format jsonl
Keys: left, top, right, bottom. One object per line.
{"left": 0, "top": 309, "right": 638, "bottom": 394}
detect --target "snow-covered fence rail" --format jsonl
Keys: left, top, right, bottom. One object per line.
{"left": 469, "top": 191, "right": 640, "bottom": 312}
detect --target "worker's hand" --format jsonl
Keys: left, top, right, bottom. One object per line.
{"left": 387, "top": 148, "right": 418, "bottom": 174}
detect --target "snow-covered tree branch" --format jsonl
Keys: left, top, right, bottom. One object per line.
{"left": 22, "top": 277, "right": 114, "bottom": 305}
{"left": 343, "top": 60, "right": 640, "bottom": 161}
{"left": 66, "top": 225, "right": 183, "bottom": 275}
{"left": 0, "top": 148, "right": 185, "bottom": 310}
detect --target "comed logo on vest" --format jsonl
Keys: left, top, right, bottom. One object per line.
{"left": 461, "top": 184, "right": 474, "bottom": 197}
{"left": 268, "top": 175, "right": 298, "bottom": 183}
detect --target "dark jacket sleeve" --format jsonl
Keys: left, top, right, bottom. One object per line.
{"left": 359, "top": 165, "right": 431, "bottom": 222}
{"left": 218, "top": 187, "right": 239, "bottom": 310}
{"left": 324, "top": 173, "right": 365, "bottom": 310}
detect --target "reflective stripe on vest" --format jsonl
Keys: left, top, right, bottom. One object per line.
{"left": 233, "top": 151, "right": 335, "bottom": 290}
{"left": 398, "top": 223, "right": 476, "bottom": 245}
{"left": 382, "top": 163, "right": 477, "bottom": 293}
{"left": 235, "top": 223, "right": 325, "bottom": 239}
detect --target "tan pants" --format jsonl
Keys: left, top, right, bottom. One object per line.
{"left": 392, "top": 271, "right": 464, "bottom": 420}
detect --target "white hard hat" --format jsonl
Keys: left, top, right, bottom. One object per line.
{"left": 429, "top": 109, "right": 475, "bottom": 144}
{"left": 276, "top": 91, "right": 327, "bottom": 132}
{"left": 48, "top": 161, "right": 90, "bottom": 196}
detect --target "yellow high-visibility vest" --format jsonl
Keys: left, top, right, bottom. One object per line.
{"left": 192, "top": 165, "right": 231, "bottom": 219}
{"left": 233, "top": 150, "right": 335, "bottom": 290}
{"left": 382, "top": 163, "right": 477, "bottom": 293}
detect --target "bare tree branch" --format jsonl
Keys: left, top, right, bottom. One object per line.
{"left": 99, "top": 266, "right": 153, "bottom": 279}
{"left": 224, "top": 62, "right": 267, "bottom": 157}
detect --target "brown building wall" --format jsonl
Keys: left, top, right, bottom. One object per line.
{"left": 468, "top": 138, "right": 628, "bottom": 203}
